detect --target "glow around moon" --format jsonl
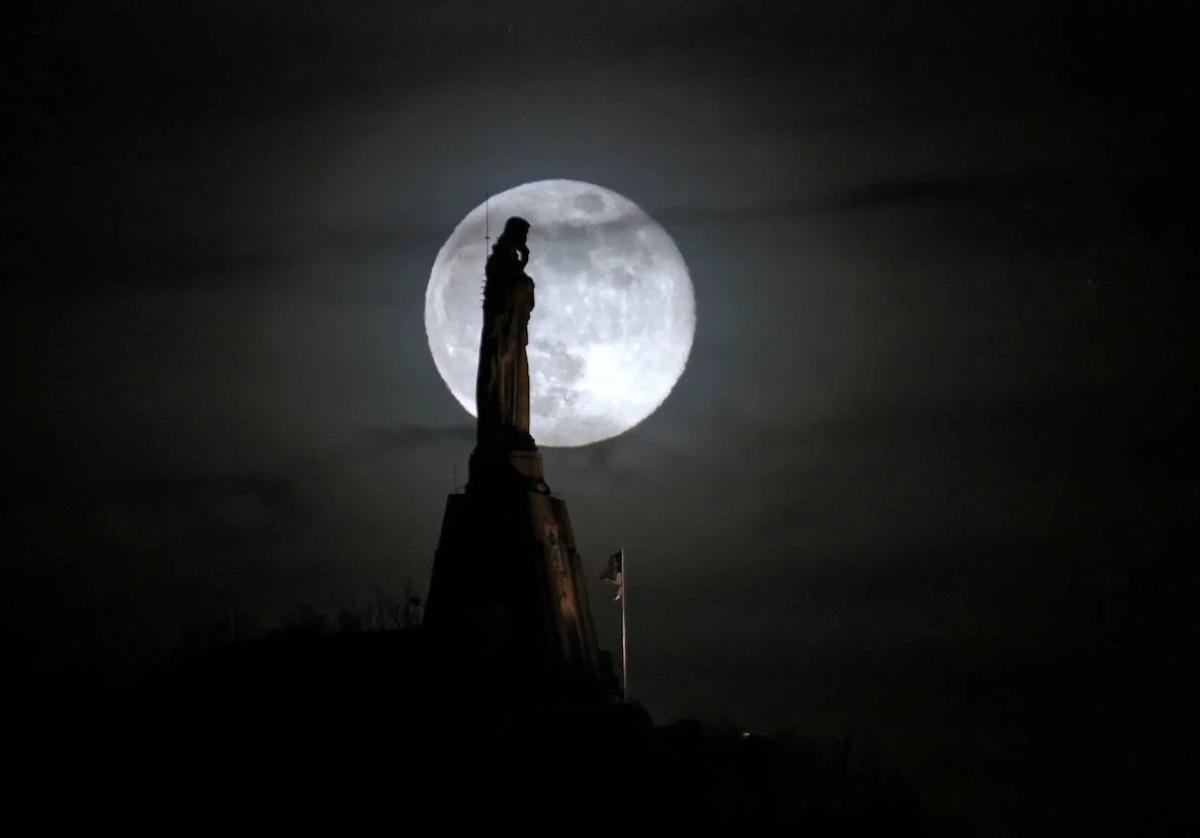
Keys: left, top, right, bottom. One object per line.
{"left": 425, "top": 180, "right": 696, "bottom": 447}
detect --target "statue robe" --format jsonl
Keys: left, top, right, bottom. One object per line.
{"left": 476, "top": 243, "right": 534, "bottom": 445}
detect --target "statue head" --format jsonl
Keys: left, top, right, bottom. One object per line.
{"left": 497, "top": 216, "right": 530, "bottom": 247}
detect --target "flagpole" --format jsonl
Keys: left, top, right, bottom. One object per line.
{"left": 621, "top": 546, "right": 628, "bottom": 700}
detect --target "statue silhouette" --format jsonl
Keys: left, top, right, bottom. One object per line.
{"left": 428, "top": 215, "right": 608, "bottom": 695}
{"left": 476, "top": 216, "right": 536, "bottom": 450}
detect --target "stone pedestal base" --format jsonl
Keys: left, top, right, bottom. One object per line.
{"left": 424, "top": 446, "right": 612, "bottom": 696}
{"left": 468, "top": 445, "right": 550, "bottom": 494}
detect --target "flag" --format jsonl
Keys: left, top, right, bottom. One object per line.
{"left": 601, "top": 549, "right": 623, "bottom": 601}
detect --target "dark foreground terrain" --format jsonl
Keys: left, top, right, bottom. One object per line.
{"left": 10, "top": 628, "right": 954, "bottom": 834}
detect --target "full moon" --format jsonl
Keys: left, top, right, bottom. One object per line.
{"left": 425, "top": 179, "right": 696, "bottom": 447}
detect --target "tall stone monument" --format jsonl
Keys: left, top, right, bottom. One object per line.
{"left": 424, "top": 217, "right": 610, "bottom": 696}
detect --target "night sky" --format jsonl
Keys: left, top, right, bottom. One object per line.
{"left": 5, "top": 2, "right": 1196, "bottom": 830}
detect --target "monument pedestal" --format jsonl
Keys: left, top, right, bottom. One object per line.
{"left": 424, "top": 445, "right": 613, "bottom": 697}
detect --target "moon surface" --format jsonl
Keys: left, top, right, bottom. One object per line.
{"left": 425, "top": 179, "right": 696, "bottom": 447}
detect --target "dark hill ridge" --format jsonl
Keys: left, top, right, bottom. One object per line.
{"left": 11, "top": 627, "right": 948, "bottom": 834}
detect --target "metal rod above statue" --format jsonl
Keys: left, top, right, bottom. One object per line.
{"left": 475, "top": 216, "right": 536, "bottom": 452}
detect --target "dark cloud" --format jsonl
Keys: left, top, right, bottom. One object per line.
{"left": 363, "top": 423, "right": 474, "bottom": 453}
